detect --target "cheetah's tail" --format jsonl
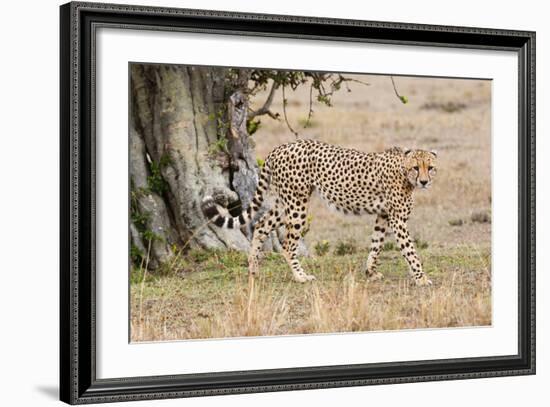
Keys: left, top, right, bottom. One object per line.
{"left": 201, "top": 161, "right": 272, "bottom": 229}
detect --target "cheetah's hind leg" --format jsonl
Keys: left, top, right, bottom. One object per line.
{"left": 248, "top": 204, "right": 283, "bottom": 277}
{"left": 281, "top": 197, "right": 316, "bottom": 283}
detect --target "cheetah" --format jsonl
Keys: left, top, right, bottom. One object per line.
{"left": 202, "top": 139, "right": 437, "bottom": 286}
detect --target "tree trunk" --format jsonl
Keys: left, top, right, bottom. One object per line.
{"left": 130, "top": 64, "right": 308, "bottom": 270}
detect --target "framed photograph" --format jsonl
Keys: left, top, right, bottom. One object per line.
{"left": 60, "top": 1, "right": 535, "bottom": 404}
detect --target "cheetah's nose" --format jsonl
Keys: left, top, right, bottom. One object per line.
{"left": 420, "top": 180, "right": 428, "bottom": 186}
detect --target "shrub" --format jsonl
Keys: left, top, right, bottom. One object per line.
{"left": 413, "top": 236, "right": 429, "bottom": 250}
{"left": 471, "top": 211, "right": 491, "bottom": 223}
{"left": 334, "top": 240, "right": 357, "bottom": 256}
{"left": 314, "top": 240, "right": 330, "bottom": 257}
{"left": 382, "top": 241, "right": 397, "bottom": 251}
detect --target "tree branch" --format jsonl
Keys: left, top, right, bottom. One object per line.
{"left": 390, "top": 76, "right": 409, "bottom": 104}
{"left": 303, "top": 83, "right": 314, "bottom": 128}
{"left": 248, "top": 80, "right": 279, "bottom": 119}
{"left": 340, "top": 75, "right": 370, "bottom": 88}
{"left": 281, "top": 84, "right": 299, "bottom": 138}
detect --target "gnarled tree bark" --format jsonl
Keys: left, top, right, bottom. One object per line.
{"left": 130, "top": 64, "right": 307, "bottom": 270}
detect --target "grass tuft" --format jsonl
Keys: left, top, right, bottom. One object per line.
{"left": 471, "top": 211, "right": 491, "bottom": 224}
{"left": 334, "top": 240, "right": 357, "bottom": 256}
{"left": 314, "top": 240, "right": 331, "bottom": 257}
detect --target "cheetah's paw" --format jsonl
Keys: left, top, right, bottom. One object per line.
{"left": 367, "top": 271, "right": 384, "bottom": 282}
{"left": 294, "top": 273, "right": 316, "bottom": 283}
{"left": 414, "top": 275, "right": 432, "bottom": 287}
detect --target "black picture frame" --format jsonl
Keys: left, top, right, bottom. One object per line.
{"left": 60, "top": 1, "right": 536, "bottom": 404}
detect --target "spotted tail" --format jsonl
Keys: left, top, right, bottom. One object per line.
{"left": 201, "top": 162, "right": 272, "bottom": 229}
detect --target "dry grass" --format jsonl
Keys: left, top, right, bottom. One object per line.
{"left": 131, "top": 73, "right": 492, "bottom": 342}
{"left": 131, "top": 247, "right": 491, "bottom": 341}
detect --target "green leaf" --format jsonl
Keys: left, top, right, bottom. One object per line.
{"left": 247, "top": 119, "right": 261, "bottom": 135}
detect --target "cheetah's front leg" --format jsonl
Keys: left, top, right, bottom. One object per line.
{"left": 282, "top": 229, "right": 316, "bottom": 283}
{"left": 388, "top": 216, "right": 432, "bottom": 286}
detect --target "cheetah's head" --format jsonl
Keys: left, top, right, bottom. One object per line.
{"left": 403, "top": 149, "right": 437, "bottom": 189}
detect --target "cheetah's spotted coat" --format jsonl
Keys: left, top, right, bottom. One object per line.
{"left": 202, "top": 139, "right": 437, "bottom": 285}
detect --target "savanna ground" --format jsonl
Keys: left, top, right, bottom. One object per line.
{"left": 131, "top": 74, "right": 492, "bottom": 342}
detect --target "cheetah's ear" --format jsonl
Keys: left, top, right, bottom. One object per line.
{"left": 404, "top": 149, "right": 413, "bottom": 156}
{"left": 430, "top": 150, "right": 438, "bottom": 158}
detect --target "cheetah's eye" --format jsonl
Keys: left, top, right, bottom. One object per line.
{"left": 428, "top": 166, "right": 434, "bottom": 171}
{"left": 413, "top": 166, "right": 419, "bottom": 171}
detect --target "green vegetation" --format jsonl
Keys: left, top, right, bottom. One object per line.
{"left": 334, "top": 240, "right": 357, "bottom": 256}
{"left": 314, "top": 240, "right": 330, "bottom": 257}
{"left": 382, "top": 241, "right": 398, "bottom": 251}
{"left": 130, "top": 243, "right": 145, "bottom": 268}
{"left": 208, "top": 136, "right": 229, "bottom": 155}
{"left": 247, "top": 118, "right": 262, "bottom": 135}
{"left": 413, "top": 236, "right": 429, "bottom": 250}
{"left": 130, "top": 153, "right": 173, "bottom": 267}
{"left": 146, "top": 154, "right": 171, "bottom": 195}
